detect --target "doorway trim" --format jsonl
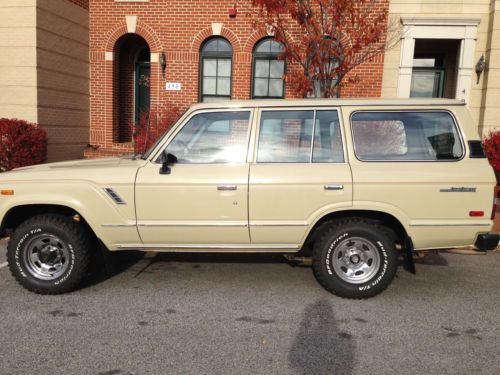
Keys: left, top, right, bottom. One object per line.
{"left": 397, "top": 17, "right": 481, "bottom": 104}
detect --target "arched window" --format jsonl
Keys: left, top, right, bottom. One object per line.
{"left": 200, "top": 37, "right": 233, "bottom": 102}
{"left": 252, "top": 38, "right": 285, "bottom": 99}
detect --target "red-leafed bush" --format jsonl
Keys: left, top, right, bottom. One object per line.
{"left": 483, "top": 131, "right": 500, "bottom": 171}
{"left": 134, "top": 107, "right": 183, "bottom": 155}
{"left": 0, "top": 118, "right": 47, "bottom": 172}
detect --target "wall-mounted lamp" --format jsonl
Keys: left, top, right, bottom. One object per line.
{"left": 475, "top": 54, "right": 486, "bottom": 84}
{"left": 159, "top": 51, "right": 167, "bottom": 78}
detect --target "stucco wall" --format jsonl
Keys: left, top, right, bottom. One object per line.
{"left": 382, "top": 0, "right": 499, "bottom": 136}
{"left": 0, "top": 0, "right": 38, "bottom": 123}
{"left": 37, "top": 0, "right": 89, "bottom": 161}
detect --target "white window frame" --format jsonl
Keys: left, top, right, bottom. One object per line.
{"left": 398, "top": 17, "right": 481, "bottom": 104}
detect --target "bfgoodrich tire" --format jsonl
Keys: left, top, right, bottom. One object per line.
{"left": 7, "top": 214, "right": 91, "bottom": 294}
{"left": 312, "top": 219, "right": 397, "bottom": 299}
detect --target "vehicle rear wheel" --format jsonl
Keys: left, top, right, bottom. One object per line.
{"left": 7, "top": 214, "right": 91, "bottom": 294}
{"left": 312, "top": 219, "right": 397, "bottom": 299}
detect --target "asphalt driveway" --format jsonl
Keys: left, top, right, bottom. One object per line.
{"left": 0, "top": 239, "right": 499, "bottom": 375}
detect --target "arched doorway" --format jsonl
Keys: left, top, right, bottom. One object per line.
{"left": 113, "top": 34, "right": 150, "bottom": 143}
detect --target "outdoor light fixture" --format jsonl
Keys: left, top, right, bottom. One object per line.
{"left": 160, "top": 51, "right": 167, "bottom": 77}
{"left": 475, "top": 54, "right": 486, "bottom": 84}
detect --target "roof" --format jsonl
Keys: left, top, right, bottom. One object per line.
{"left": 188, "top": 98, "right": 465, "bottom": 111}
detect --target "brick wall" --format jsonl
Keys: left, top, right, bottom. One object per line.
{"left": 86, "top": 0, "right": 389, "bottom": 158}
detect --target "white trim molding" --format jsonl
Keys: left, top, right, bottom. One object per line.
{"left": 397, "top": 17, "right": 481, "bottom": 104}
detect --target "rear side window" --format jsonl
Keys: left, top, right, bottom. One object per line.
{"left": 257, "top": 109, "right": 344, "bottom": 163}
{"left": 351, "top": 111, "right": 463, "bottom": 161}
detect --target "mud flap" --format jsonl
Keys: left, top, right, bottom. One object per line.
{"left": 404, "top": 236, "right": 416, "bottom": 274}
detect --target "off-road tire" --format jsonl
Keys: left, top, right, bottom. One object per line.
{"left": 7, "top": 214, "right": 91, "bottom": 294}
{"left": 312, "top": 218, "right": 397, "bottom": 299}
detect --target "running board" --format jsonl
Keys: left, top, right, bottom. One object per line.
{"left": 115, "top": 243, "right": 301, "bottom": 252}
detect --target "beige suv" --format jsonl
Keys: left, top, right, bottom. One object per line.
{"left": 1, "top": 99, "right": 498, "bottom": 298}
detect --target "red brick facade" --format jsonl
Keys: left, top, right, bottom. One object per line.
{"left": 86, "top": 0, "right": 389, "bottom": 158}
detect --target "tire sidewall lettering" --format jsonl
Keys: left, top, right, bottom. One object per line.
{"left": 13, "top": 227, "right": 74, "bottom": 284}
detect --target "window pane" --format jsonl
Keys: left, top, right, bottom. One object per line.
{"left": 218, "top": 59, "right": 231, "bottom": 77}
{"left": 216, "top": 39, "right": 232, "bottom": 52}
{"left": 270, "top": 60, "right": 284, "bottom": 78}
{"left": 217, "top": 78, "right": 231, "bottom": 95}
{"left": 255, "top": 60, "right": 270, "bottom": 78}
{"left": 203, "top": 59, "right": 217, "bottom": 76}
{"left": 257, "top": 111, "right": 314, "bottom": 163}
{"left": 269, "top": 40, "right": 284, "bottom": 53}
{"left": 410, "top": 70, "right": 443, "bottom": 98}
{"left": 202, "top": 96, "right": 230, "bottom": 103}
{"left": 165, "top": 111, "right": 250, "bottom": 163}
{"left": 202, "top": 38, "right": 232, "bottom": 53}
{"left": 202, "top": 39, "right": 218, "bottom": 52}
{"left": 268, "top": 79, "right": 283, "bottom": 97}
{"left": 313, "top": 111, "right": 344, "bottom": 163}
{"left": 203, "top": 77, "right": 216, "bottom": 95}
{"left": 255, "top": 40, "right": 272, "bottom": 53}
{"left": 254, "top": 78, "right": 268, "bottom": 97}
{"left": 351, "top": 111, "right": 463, "bottom": 161}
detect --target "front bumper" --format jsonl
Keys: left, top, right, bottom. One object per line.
{"left": 474, "top": 233, "right": 500, "bottom": 251}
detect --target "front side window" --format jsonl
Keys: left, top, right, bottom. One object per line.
{"left": 164, "top": 111, "right": 250, "bottom": 163}
{"left": 257, "top": 110, "right": 343, "bottom": 163}
{"left": 351, "top": 111, "right": 463, "bottom": 161}
{"left": 200, "top": 38, "right": 233, "bottom": 102}
{"left": 252, "top": 39, "right": 285, "bottom": 99}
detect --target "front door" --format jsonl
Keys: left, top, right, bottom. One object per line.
{"left": 135, "top": 109, "right": 253, "bottom": 246}
{"left": 135, "top": 62, "right": 150, "bottom": 122}
{"left": 249, "top": 108, "right": 353, "bottom": 247}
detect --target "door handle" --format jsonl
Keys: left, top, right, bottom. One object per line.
{"left": 217, "top": 185, "right": 237, "bottom": 191}
{"left": 324, "top": 185, "right": 344, "bottom": 190}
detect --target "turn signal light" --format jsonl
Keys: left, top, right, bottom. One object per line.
{"left": 1, "top": 190, "right": 14, "bottom": 195}
{"left": 469, "top": 211, "right": 484, "bottom": 217}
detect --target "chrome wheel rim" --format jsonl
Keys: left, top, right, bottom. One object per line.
{"left": 23, "top": 233, "right": 70, "bottom": 280}
{"left": 331, "top": 237, "right": 380, "bottom": 284}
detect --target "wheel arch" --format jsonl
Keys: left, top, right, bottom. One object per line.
{"left": 301, "top": 209, "right": 408, "bottom": 254}
{"left": 1, "top": 204, "right": 98, "bottom": 242}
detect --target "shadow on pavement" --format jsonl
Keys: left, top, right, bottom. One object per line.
{"left": 289, "top": 299, "right": 355, "bottom": 375}
{"left": 132, "top": 252, "right": 292, "bottom": 278}
{"left": 414, "top": 251, "right": 449, "bottom": 266}
{"left": 82, "top": 250, "right": 146, "bottom": 289}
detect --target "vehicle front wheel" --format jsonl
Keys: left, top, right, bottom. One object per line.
{"left": 7, "top": 214, "right": 91, "bottom": 294}
{"left": 312, "top": 219, "right": 397, "bottom": 299}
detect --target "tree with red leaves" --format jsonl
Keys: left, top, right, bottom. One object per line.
{"left": 252, "top": 0, "right": 392, "bottom": 98}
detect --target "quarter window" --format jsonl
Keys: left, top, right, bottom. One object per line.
{"left": 200, "top": 38, "right": 233, "bottom": 102}
{"left": 351, "top": 111, "right": 463, "bottom": 161}
{"left": 165, "top": 111, "right": 250, "bottom": 163}
{"left": 257, "top": 110, "right": 343, "bottom": 163}
{"left": 252, "top": 39, "right": 285, "bottom": 99}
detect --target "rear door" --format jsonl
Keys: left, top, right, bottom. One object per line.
{"left": 248, "top": 107, "right": 353, "bottom": 247}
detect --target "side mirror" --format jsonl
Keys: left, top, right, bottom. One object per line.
{"left": 159, "top": 151, "right": 178, "bottom": 175}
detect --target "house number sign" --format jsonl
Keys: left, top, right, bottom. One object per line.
{"left": 166, "top": 82, "right": 182, "bottom": 91}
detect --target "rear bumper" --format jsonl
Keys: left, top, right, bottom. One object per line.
{"left": 474, "top": 233, "right": 500, "bottom": 251}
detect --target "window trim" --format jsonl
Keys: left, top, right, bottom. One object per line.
{"left": 251, "top": 38, "right": 286, "bottom": 99}
{"left": 154, "top": 108, "right": 254, "bottom": 165}
{"left": 199, "top": 37, "right": 233, "bottom": 103}
{"left": 253, "top": 107, "right": 347, "bottom": 164}
{"left": 349, "top": 109, "right": 465, "bottom": 163}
